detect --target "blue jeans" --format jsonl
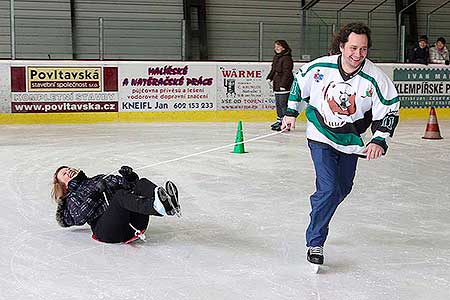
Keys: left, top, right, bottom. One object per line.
{"left": 306, "top": 140, "right": 358, "bottom": 247}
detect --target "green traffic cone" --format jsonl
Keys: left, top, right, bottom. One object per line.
{"left": 233, "top": 121, "right": 246, "bottom": 154}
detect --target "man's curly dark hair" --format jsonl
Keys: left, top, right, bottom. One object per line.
{"left": 338, "top": 22, "right": 372, "bottom": 49}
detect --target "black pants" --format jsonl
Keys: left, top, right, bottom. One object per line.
{"left": 92, "top": 178, "right": 161, "bottom": 243}
{"left": 275, "top": 93, "right": 289, "bottom": 121}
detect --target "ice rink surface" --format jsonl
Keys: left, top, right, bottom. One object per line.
{"left": 0, "top": 120, "right": 449, "bottom": 300}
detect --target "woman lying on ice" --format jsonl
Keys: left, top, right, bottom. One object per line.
{"left": 52, "top": 165, "right": 180, "bottom": 243}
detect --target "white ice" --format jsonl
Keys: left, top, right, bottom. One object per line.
{"left": 0, "top": 120, "right": 449, "bottom": 300}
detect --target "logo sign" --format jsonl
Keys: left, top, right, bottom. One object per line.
{"left": 394, "top": 68, "right": 450, "bottom": 108}
{"left": 28, "top": 67, "right": 102, "bottom": 92}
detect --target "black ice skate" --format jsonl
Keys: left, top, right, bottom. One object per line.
{"left": 270, "top": 120, "right": 281, "bottom": 128}
{"left": 165, "top": 181, "right": 181, "bottom": 217}
{"left": 271, "top": 124, "right": 282, "bottom": 131}
{"left": 307, "top": 246, "right": 324, "bottom": 273}
{"left": 156, "top": 186, "right": 176, "bottom": 216}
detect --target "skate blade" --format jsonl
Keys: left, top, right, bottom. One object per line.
{"left": 310, "top": 263, "right": 320, "bottom": 274}
{"left": 167, "top": 195, "right": 182, "bottom": 218}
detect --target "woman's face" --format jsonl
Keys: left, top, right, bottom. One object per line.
{"left": 56, "top": 167, "right": 79, "bottom": 187}
{"left": 274, "top": 43, "right": 285, "bottom": 54}
{"left": 436, "top": 41, "right": 445, "bottom": 50}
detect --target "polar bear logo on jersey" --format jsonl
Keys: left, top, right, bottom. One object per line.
{"left": 321, "top": 81, "right": 357, "bottom": 128}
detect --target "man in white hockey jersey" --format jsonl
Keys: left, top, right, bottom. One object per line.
{"left": 282, "top": 23, "right": 400, "bottom": 267}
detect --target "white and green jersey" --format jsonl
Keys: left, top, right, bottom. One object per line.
{"left": 287, "top": 55, "right": 400, "bottom": 155}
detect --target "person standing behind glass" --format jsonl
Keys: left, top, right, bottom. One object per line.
{"left": 408, "top": 35, "right": 429, "bottom": 64}
{"left": 429, "top": 37, "right": 449, "bottom": 65}
{"left": 266, "top": 40, "right": 294, "bottom": 131}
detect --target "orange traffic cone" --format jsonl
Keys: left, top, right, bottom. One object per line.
{"left": 422, "top": 107, "right": 443, "bottom": 139}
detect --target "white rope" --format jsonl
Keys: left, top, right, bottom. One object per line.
{"left": 128, "top": 223, "right": 146, "bottom": 241}
{"left": 103, "top": 124, "right": 290, "bottom": 177}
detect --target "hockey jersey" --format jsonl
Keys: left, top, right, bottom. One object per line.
{"left": 287, "top": 55, "right": 400, "bottom": 155}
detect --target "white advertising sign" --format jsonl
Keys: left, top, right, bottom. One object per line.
{"left": 119, "top": 63, "right": 216, "bottom": 112}
{"left": 217, "top": 63, "right": 275, "bottom": 110}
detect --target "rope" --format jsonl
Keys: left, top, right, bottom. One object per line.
{"left": 103, "top": 124, "right": 290, "bottom": 177}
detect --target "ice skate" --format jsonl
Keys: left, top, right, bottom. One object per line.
{"left": 157, "top": 185, "right": 180, "bottom": 217}
{"left": 165, "top": 181, "right": 181, "bottom": 217}
{"left": 307, "top": 246, "right": 323, "bottom": 273}
{"left": 270, "top": 120, "right": 281, "bottom": 129}
{"left": 271, "top": 123, "right": 282, "bottom": 131}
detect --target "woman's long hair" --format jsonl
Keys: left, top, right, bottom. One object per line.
{"left": 274, "top": 40, "right": 292, "bottom": 55}
{"left": 51, "top": 166, "right": 68, "bottom": 202}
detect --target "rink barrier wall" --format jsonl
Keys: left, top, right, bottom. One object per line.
{"left": 1, "top": 60, "right": 450, "bottom": 124}
{"left": 0, "top": 110, "right": 309, "bottom": 124}
{"left": 0, "top": 109, "right": 444, "bottom": 125}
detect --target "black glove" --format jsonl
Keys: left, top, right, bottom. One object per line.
{"left": 445, "top": 60, "right": 450, "bottom": 65}
{"left": 119, "top": 165, "right": 133, "bottom": 176}
{"left": 95, "top": 179, "right": 107, "bottom": 194}
{"left": 119, "top": 165, "right": 139, "bottom": 183}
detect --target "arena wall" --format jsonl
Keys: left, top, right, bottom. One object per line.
{"left": 1, "top": 60, "right": 449, "bottom": 124}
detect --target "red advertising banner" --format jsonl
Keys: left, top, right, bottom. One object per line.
{"left": 10, "top": 64, "right": 119, "bottom": 114}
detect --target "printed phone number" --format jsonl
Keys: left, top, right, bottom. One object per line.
{"left": 173, "top": 102, "right": 214, "bottom": 109}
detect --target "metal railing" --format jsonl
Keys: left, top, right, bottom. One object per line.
{"left": 368, "top": 0, "right": 389, "bottom": 27}
{"left": 4, "top": 0, "right": 450, "bottom": 62}
{"left": 397, "top": 0, "right": 421, "bottom": 62}
{"left": 9, "top": 0, "right": 15, "bottom": 59}
{"left": 426, "top": 0, "right": 450, "bottom": 37}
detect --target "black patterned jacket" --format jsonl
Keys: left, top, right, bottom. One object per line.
{"left": 56, "top": 171, "right": 125, "bottom": 227}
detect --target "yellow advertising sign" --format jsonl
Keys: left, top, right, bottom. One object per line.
{"left": 27, "top": 67, "right": 102, "bottom": 92}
